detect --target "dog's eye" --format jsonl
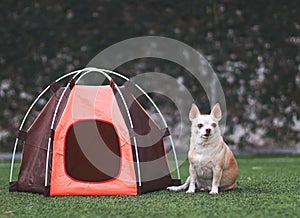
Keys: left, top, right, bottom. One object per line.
{"left": 197, "top": 124, "right": 203, "bottom": 129}
{"left": 211, "top": 123, "right": 217, "bottom": 128}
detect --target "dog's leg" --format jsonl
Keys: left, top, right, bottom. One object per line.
{"left": 167, "top": 176, "right": 190, "bottom": 191}
{"left": 210, "top": 167, "right": 223, "bottom": 195}
{"left": 186, "top": 165, "right": 196, "bottom": 193}
{"left": 220, "top": 181, "right": 236, "bottom": 192}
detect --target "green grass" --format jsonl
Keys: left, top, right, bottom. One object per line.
{"left": 1, "top": 155, "right": 299, "bottom": 218}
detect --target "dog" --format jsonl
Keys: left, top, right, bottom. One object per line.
{"left": 167, "top": 103, "right": 238, "bottom": 194}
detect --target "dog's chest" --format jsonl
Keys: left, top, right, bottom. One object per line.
{"left": 190, "top": 153, "right": 214, "bottom": 179}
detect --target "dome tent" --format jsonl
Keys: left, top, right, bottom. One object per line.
{"left": 9, "top": 67, "right": 181, "bottom": 196}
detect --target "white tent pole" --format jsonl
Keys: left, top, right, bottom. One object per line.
{"left": 74, "top": 68, "right": 142, "bottom": 186}
{"left": 44, "top": 69, "right": 87, "bottom": 187}
{"left": 9, "top": 70, "right": 81, "bottom": 183}
{"left": 168, "top": 136, "right": 180, "bottom": 179}
{"left": 9, "top": 139, "right": 20, "bottom": 182}
{"left": 122, "top": 83, "right": 181, "bottom": 180}
{"left": 113, "top": 84, "right": 142, "bottom": 186}
{"left": 44, "top": 68, "right": 115, "bottom": 187}
{"left": 96, "top": 68, "right": 181, "bottom": 180}
{"left": 74, "top": 68, "right": 111, "bottom": 85}
{"left": 44, "top": 85, "right": 70, "bottom": 187}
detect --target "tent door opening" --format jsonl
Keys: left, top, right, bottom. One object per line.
{"left": 65, "top": 120, "right": 121, "bottom": 182}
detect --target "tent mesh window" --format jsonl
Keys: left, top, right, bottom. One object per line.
{"left": 65, "top": 120, "right": 121, "bottom": 182}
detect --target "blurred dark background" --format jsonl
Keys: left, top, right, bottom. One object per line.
{"left": 0, "top": 0, "right": 299, "bottom": 153}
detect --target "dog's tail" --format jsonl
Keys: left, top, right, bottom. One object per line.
{"left": 167, "top": 176, "right": 190, "bottom": 191}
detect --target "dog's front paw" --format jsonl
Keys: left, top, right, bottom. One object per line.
{"left": 209, "top": 186, "right": 219, "bottom": 195}
{"left": 209, "top": 190, "right": 218, "bottom": 195}
{"left": 186, "top": 189, "right": 195, "bottom": 194}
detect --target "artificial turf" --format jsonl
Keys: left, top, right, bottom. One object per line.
{"left": 0, "top": 155, "right": 299, "bottom": 218}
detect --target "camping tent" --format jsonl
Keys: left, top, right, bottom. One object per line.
{"left": 9, "top": 67, "right": 181, "bottom": 196}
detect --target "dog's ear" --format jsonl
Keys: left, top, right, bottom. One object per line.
{"left": 211, "top": 103, "right": 222, "bottom": 121}
{"left": 189, "top": 104, "right": 200, "bottom": 121}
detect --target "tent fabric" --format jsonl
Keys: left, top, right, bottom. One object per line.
{"left": 117, "top": 86, "right": 178, "bottom": 194}
{"left": 50, "top": 85, "right": 138, "bottom": 196}
{"left": 10, "top": 77, "right": 180, "bottom": 196}
{"left": 9, "top": 87, "right": 70, "bottom": 195}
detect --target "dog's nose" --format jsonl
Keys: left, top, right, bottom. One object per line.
{"left": 205, "top": 128, "right": 211, "bottom": 134}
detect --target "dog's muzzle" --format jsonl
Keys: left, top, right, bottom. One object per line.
{"left": 203, "top": 128, "right": 211, "bottom": 138}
